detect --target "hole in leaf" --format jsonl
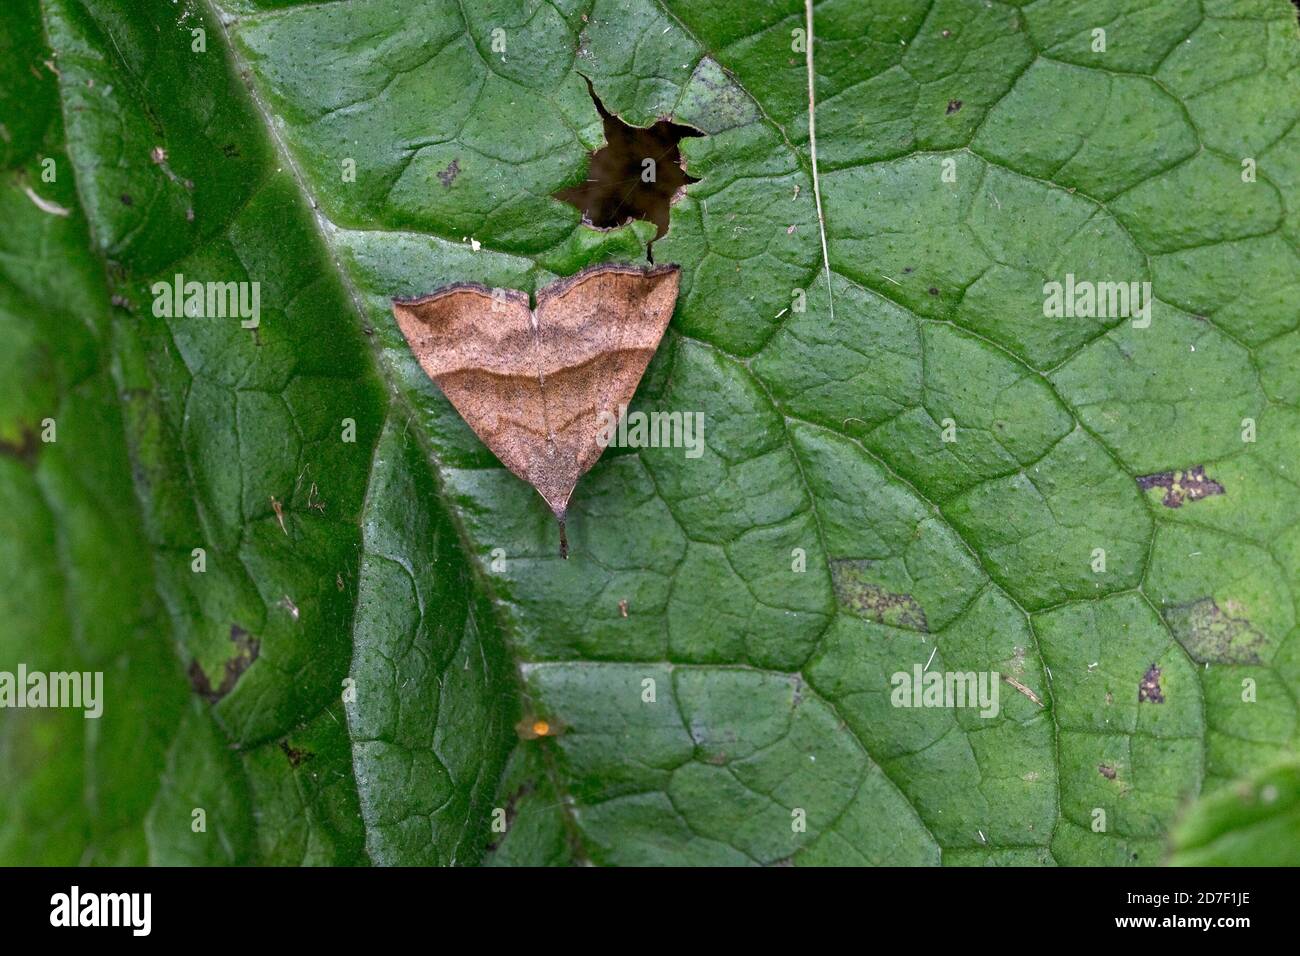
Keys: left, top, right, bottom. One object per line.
{"left": 555, "top": 79, "right": 701, "bottom": 257}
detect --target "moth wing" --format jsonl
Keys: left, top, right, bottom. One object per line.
{"left": 392, "top": 286, "right": 544, "bottom": 489}
{"left": 534, "top": 265, "right": 680, "bottom": 483}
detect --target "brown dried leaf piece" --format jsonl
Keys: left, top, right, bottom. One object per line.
{"left": 392, "top": 263, "right": 680, "bottom": 557}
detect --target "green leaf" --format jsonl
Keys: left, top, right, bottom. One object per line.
{"left": 1, "top": 0, "right": 1297, "bottom": 866}
{"left": 1171, "top": 759, "right": 1300, "bottom": 866}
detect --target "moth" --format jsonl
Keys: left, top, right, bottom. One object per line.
{"left": 392, "top": 263, "right": 680, "bottom": 557}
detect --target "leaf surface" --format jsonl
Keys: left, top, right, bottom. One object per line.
{"left": 2, "top": 0, "right": 1298, "bottom": 865}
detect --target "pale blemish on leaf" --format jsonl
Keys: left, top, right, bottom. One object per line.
{"left": 829, "top": 559, "right": 929, "bottom": 632}
{"left": 1164, "top": 597, "right": 1268, "bottom": 665}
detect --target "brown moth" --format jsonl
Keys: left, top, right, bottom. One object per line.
{"left": 392, "top": 263, "right": 680, "bottom": 558}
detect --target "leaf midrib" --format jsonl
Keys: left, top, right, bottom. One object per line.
{"left": 201, "top": 0, "right": 607, "bottom": 865}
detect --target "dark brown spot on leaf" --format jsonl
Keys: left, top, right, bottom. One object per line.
{"left": 1098, "top": 763, "right": 1117, "bottom": 780}
{"left": 1138, "top": 663, "right": 1164, "bottom": 704}
{"left": 188, "top": 624, "right": 261, "bottom": 703}
{"left": 437, "top": 157, "right": 460, "bottom": 188}
{"left": 279, "top": 740, "right": 313, "bottom": 767}
{"left": 1136, "top": 465, "right": 1224, "bottom": 508}
{"left": 946, "top": 99, "right": 963, "bottom": 114}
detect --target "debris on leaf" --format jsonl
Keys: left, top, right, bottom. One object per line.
{"left": 22, "top": 186, "right": 70, "bottom": 217}
{"left": 270, "top": 495, "right": 287, "bottom": 534}
{"left": 516, "top": 715, "right": 565, "bottom": 740}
